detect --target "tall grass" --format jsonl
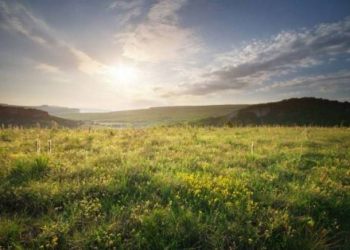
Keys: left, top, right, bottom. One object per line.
{"left": 0, "top": 126, "right": 349, "bottom": 249}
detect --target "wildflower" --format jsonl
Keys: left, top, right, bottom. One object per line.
{"left": 52, "top": 236, "right": 58, "bottom": 247}
{"left": 307, "top": 220, "right": 315, "bottom": 228}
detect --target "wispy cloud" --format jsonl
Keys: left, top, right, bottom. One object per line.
{"left": 69, "top": 48, "right": 108, "bottom": 75}
{"left": 269, "top": 70, "right": 350, "bottom": 93}
{"left": 108, "top": 0, "right": 144, "bottom": 24}
{"left": 117, "top": 0, "right": 202, "bottom": 62}
{"left": 162, "top": 18, "right": 350, "bottom": 96}
{"left": 35, "top": 63, "right": 61, "bottom": 74}
{"left": 148, "top": 0, "right": 187, "bottom": 23}
{"left": 0, "top": 0, "right": 48, "bottom": 44}
{"left": 108, "top": 0, "right": 143, "bottom": 10}
{"left": 0, "top": 0, "right": 110, "bottom": 76}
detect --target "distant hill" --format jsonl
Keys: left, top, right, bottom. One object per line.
{"left": 58, "top": 105, "right": 248, "bottom": 128}
{"left": 0, "top": 104, "right": 80, "bottom": 116}
{"left": 80, "top": 108, "right": 110, "bottom": 113}
{"left": 32, "top": 105, "right": 80, "bottom": 115}
{"left": 197, "top": 98, "right": 350, "bottom": 127}
{"left": 0, "top": 105, "right": 81, "bottom": 128}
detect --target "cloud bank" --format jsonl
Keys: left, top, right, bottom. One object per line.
{"left": 162, "top": 18, "right": 350, "bottom": 96}
{"left": 269, "top": 70, "right": 350, "bottom": 93}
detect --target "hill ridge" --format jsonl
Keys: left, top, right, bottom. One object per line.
{"left": 0, "top": 105, "right": 80, "bottom": 128}
{"left": 197, "top": 97, "right": 350, "bottom": 127}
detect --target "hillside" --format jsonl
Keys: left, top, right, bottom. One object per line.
{"left": 197, "top": 98, "right": 350, "bottom": 127}
{"left": 58, "top": 105, "right": 248, "bottom": 128}
{"left": 32, "top": 105, "right": 80, "bottom": 115}
{"left": 0, "top": 105, "right": 81, "bottom": 128}
{"left": 0, "top": 104, "right": 80, "bottom": 116}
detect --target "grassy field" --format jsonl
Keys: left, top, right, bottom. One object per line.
{"left": 0, "top": 127, "right": 349, "bottom": 249}
{"left": 58, "top": 105, "right": 247, "bottom": 128}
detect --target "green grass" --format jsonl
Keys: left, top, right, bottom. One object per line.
{"left": 58, "top": 105, "right": 247, "bottom": 128}
{"left": 0, "top": 126, "right": 349, "bottom": 249}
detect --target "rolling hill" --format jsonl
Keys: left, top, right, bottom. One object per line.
{"left": 0, "top": 104, "right": 80, "bottom": 116}
{"left": 58, "top": 105, "right": 248, "bottom": 128}
{"left": 31, "top": 105, "right": 80, "bottom": 115}
{"left": 0, "top": 105, "right": 81, "bottom": 128}
{"left": 197, "top": 98, "right": 350, "bottom": 127}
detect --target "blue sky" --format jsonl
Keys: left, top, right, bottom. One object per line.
{"left": 0, "top": 0, "right": 350, "bottom": 110}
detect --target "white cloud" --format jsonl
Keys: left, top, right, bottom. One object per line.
{"left": 117, "top": 0, "right": 202, "bottom": 62}
{"left": 35, "top": 63, "right": 61, "bottom": 74}
{"left": 0, "top": 0, "right": 111, "bottom": 77}
{"left": 148, "top": 0, "right": 187, "bottom": 23}
{"left": 163, "top": 18, "right": 350, "bottom": 96}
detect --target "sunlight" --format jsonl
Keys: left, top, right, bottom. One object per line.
{"left": 107, "top": 64, "right": 139, "bottom": 83}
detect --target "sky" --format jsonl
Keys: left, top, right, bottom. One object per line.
{"left": 0, "top": 0, "right": 350, "bottom": 111}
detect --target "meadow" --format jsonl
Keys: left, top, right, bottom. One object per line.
{"left": 58, "top": 105, "right": 247, "bottom": 128}
{"left": 0, "top": 126, "right": 349, "bottom": 249}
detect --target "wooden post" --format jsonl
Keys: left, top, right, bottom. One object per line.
{"left": 48, "top": 140, "right": 52, "bottom": 154}
{"left": 89, "top": 126, "right": 91, "bottom": 133}
{"left": 36, "top": 140, "right": 41, "bottom": 154}
{"left": 302, "top": 129, "right": 308, "bottom": 139}
{"left": 251, "top": 141, "right": 254, "bottom": 155}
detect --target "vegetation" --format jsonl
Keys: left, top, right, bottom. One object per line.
{"left": 0, "top": 104, "right": 80, "bottom": 116}
{"left": 30, "top": 105, "right": 80, "bottom": 116}
{"left": 197, "top": 98, "right": 350, "bottom": 127}
{"left": 58, "top": 105, "right": 247, "bottom": 128}
{"left": 0, "top": 126, "right": 349, "bottom": 249}
{"left": 0, "top": 106, "right": 80, "bottom": 128}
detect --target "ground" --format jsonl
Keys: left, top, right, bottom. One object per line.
{"left": 0, "top": 126, "right": 349, "bottom": 249}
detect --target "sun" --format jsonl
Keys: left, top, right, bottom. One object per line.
{"left": 107, "top": 65, "right": 138, "bottom": 83}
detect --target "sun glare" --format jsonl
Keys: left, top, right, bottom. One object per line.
{"left": 108, "top": 65, "right": 138, "bottom": 83}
